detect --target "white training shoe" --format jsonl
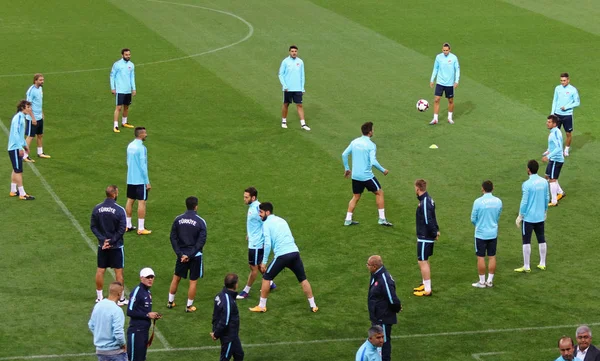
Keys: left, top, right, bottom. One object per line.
{"left": 281, "top": 122, "right": 288, "bottom": 129}
{"left": 117, "top": 298, "right": 129, "bottom": 306}
{"left": 301, "top": 124, "right": 311, "bottom": 131}
{"left": 429, "top": 119, "right": 438, "bottom": 125}
{"left": 485, "top": 281, "right": 494, "bottom": 288}
{"left": 564, "top": 148, "right": 570, "bottom": 157}
{"left": 472, "top": 282, "right": 486, "bottom": 288}
{"left": 448, "top": 119, "right": 454, "bottom": 124}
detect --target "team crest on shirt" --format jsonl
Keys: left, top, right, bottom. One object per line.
{"left": 374, "top": 281, "right": 378, "bottom": 286}
{"left": 448, "top": 60, "right": 452, "bottom": 63}
{"left": 215, "top": 295, "right": 221, "bottom": 305}
{"left": 296, "top": 63, "right": 300, "bottom": 66}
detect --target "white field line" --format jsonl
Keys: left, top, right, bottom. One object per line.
{"left": 0, "top": 120, "right": 172, "bottom": 349}
{"left": 0, "top": 322, "right": 597, "bottom": 360}
{"left": 0, "top": 0, "right": 254, "bottom": 78}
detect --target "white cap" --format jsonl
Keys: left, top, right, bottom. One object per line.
{"left": 140, "top": 267, "right": 155, "bottom": 278}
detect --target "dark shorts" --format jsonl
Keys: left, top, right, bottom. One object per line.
{"left": 8, "top": 149, "right": 23, "bottom": 173}
{"left": 555, "top": 114, "right": 573, "bottom": 132}
{"left": 352, "top": 177, "right": 381, "bottom": 194}
{"left": 97, "top": 247, "right": 124, "bottom": 269}
{"left": 417, "top": 240, "right": 435, "bottom": 261}
{"left": 127, "top": 184, "right": 148, "bottom": 201}
{"left": 116, "top": 93, "right": 132, "bottom": 106}
{"left": 25, "top": 118, "right": 43, "bottom": 136}
{"left": 435, "top": 84, "right": 454, "bottom": 98}
{"left": 545, "top": 161, "right": 563, "bottom": 180}
{"left": 174, "top": 254, "right": 203, "bottom": 280}
{"left": 127, "top": 328, "right": 148, "bottom": 361}
{"left": 248, "top": 248, "right": 264, "bottom": 266}
{"left": 263, "top": 252, "right": 307, "bottom": 282}
{"left": 522, "top": 221, "right": 546, "bottom": 244}
{"left": 283, "top": 91, "right": 303, "bottom": 104}
{"left": 220, "top": 337, "right": 244, "bottom": 361}
{"left": 475, "top": 238, "right": 497, "bottom": 257}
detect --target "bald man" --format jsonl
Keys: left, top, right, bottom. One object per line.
{"left": 367, "top": 255, "right": 402, "bottom": 361}
{"left": 88, "top": 282, "right": 127, "bottom": 361}
{"left": 556, "top": 336, "right": 583, "bottom": 361}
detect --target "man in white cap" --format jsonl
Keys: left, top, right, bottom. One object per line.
{"left": 127, "top": 267, "right": 161, "bottom": 361}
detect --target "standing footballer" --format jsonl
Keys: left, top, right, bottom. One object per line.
{"left": 429, "top": 43, "right": 460, "bottom": 125}
{"left": 278, "top": 45, "right": 310, "bottom": 131}
{"left": 110, "top": 48, "right": 136, "bottom": 133}
{"left": 24, "top": 73, "right": 50, "bottom": 161}
{"left": 551, "top": 72, "right": 580, "bottom": 156}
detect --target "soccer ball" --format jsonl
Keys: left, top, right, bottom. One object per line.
{"left": 416, "top": 99, "right": 429, "bottom": 112}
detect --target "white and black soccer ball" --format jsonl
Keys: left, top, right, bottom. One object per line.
{"left": 416, "top": 99, "right": 429, "bottom": 112}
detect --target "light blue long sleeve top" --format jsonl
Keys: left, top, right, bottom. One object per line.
{"left": 126, "top": 139, "right": 149, "bottom": 185}
{"left": 548, "top": 127, "right": 564, "bottom": 162}
{"left": 88, "top": 299, "right": 126, "bottom": 352}
{"left": 551, "top": 84, "right": 580, "bottom": 115}
{"left": 356, "top": 339, "right": 381, "bottom": 361}
{"left": 471, "top": 193, "right": 503, "bottom": 240}
{"left": 110, "top": 59, "right": 136, "bottom": 94}
{"left": 25, "top": 85, "right": 43, "bottom": 121}
{"left": 430, "top": 52, "right": 460, "bottom": 86}
{"left": 278, "top": 56, "right": 305, "bottom": 92}
{"left": 519, "top": 174, "right": 549, "bottom": 223}
{"left": 261, "top": 214, "right": 299, "bottom": 264}
{"left": 7, "top": 112, "right": 27, "bottom": 151}
{"left": 247, "top": 200, "right": 264, "bottom": 249}
{"left": 342, "top": 136, "right": 386, "bottom": 181}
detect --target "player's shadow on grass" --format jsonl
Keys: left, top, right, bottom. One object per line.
{"left": 453, "top": 101, "right": 475, "bottom": 118}
{"left": 572, "top": 132, "right": 596, "bottom": 151}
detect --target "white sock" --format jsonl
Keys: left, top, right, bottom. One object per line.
{"left": 565, "top": 146, "right": 570, "bottom": 151}
{"left": 539, "top": 243, "right": 547, "bottom": 266}
{"left": 557, "top": 182, "right": 564, "bottom": 194}
{"left": 126, "top": 217, "right": 132, "bottom": 228}
{"left": 448, "top": 112, "right": 453, "bottom": 120}
{"left": 345, "top": 212, "right": 353, "bottom": 221}
{"left": 10, "top": 183, "right": 17, "bottom": 192}
{"left": 18, "top": 186, "right": 26, "bottom": 195}
{"left": 96, "top": 289, "right": 103, "bottom": 300}
{"left": 269, "top": 280, "right": 274, "bottom": 285}
{"left": 523, "top": 244, "right": 531, "bottom": 269}
{"left": 122, "top": 117, "right": 128, "bottom": 125}
{"left": 168, "top": 293, "right": 175, "bottom": 303}
{"left": 187, "top": 299, "right": 194, "bottom": 307}
{"left": 308, "top": 297, "right": 316, "bottom": 308}
{"left": 243, "top": 286, "right": 251, "bottom": 293}
{"left": 259, "top": 297, "right": 267, "bottom": 308}
{"left": 550, "top": 182, "right": 558, "bottom": 204}
{"left": 433, "top": 114, "right": 439, "bottom": 121}
{"left": 282, "top": 118, "right": 286, "bottom": 123}
{"left": 479, "top": 274, "right": 485, "bottom": 283}
{"left": 37, "top": 147, "right": 43, "bottom": 155}
{"left": 114, "top": 121, "right": 118, "bottom": 128}
{"left": 487, "top": 273, "right": 494, "bottom": 283}
{"left": 378, "top": 209, "right": 385, "bottom": 219}
{"left": 423, "top": 279, "right": 432, "bottom": 293}
{"left": 138, "top": 219, "right": 145, "bottom": 230}
{"left": 300, "top": 119, "right": 306, "bottom": 126}
{"left": 23, "top": 152, "right": 28, "bottom": 158}
{"left": 119, "top": 291, "right": 125, "bottom": 301}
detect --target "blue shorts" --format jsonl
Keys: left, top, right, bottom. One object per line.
{"left": 555, "top": 114, "right": 573, "bottom": 132}
{"left": 116, "top": 93, "right": 132, "bottom": 106}
{"left": 127, "top": 184, "right": 148, "bottom": 201}
{"left": 174, "top": 254, "right": 203, "bottom": 280}
{"left": 25, "top": 118, "right": 43, "bottom": 136}
{"left": 8, "top": 149, "right": 23, "bottom": 173}
{"left": 417, "top": 240, "right": 434, "bottom": 261}
{"left": 352, "top": 177, "right": 381, "bottom": 194}
{"left": 263, "top": 252, "right": 307, "bottom": 282}
{"left": 248, "top": 248, "right": 264, "bottom": 266}
{"left": 435, "top": 84, "right": 454, "bottom": 98}
{"left": 522, "top": 221, "right": 546, "bottom": 245}
{"left": 545, "top": 161, "right": 563, "bottom": 180}
{"left": 97, "top": 247, "right": 124, "bottom": 269}
{"left": 283, "top": 91, "right": 303, "bottom": 104}
{"left": 475, "top": 238, "right": 497, "bottom": 257}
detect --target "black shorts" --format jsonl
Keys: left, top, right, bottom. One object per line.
{"left": 174, "top": 254, "right": 203, "bottom": 280}
{"left": 522, "top": 221, "right": 546, "bottom": 245}
{"left": 283, "top": 91, "right": 303, "bottom": 104}
{"left": 116, "top": 93, "right": 132, "bottom": 106}
{"left": 127, "top": 184, "right": 148, "bottom": 201}
{"left": 25, "top": 118, "right": 43, "bottom": 136}
{"left": 555, "top": 114, "right": 573, "bottom": 132}
{"left": 263, "top": 252, "right": 307, "bottom": 282}
{"left": 248, "top": 248, "right": 264, "bottom": 266}
{"left": 97, "top": 247, "right": 124, "bottom": 269}
{"left": 352, "top": 177, "right": 381, "bottom": 194}
{"left": 417, "top": 240, "right": 435, "bottom": 261}
{"left": 475, "top": 238, "right": 497, "bottom": 257}
{"left": 8, "top": 150, "right": 23, "bottom": 173}
{"left": 545, "top": 161, "right": 563, "bottom": 180}
{"left": 435, "top": 84, "right": 454, "bottom": 98}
